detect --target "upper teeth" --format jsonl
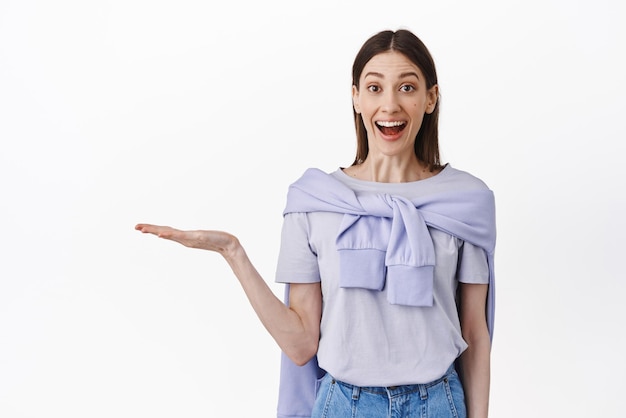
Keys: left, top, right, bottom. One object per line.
{"left": 377, "top": 121, "right": 404, "bottom": 127}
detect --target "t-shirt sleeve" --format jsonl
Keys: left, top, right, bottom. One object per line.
{"left": 456, "top": 240, "right": 489, "bottom": 284}
{"left": 275, "top": 212, "right": 321, "bottom": 284}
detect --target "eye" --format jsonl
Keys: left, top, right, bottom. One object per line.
{"left": 400, "top": 84, "right": 415, "bottom": 93}
{"left": 367, "top": 85, "right": 380, "bottom": 93}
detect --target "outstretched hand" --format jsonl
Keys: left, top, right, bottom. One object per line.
{"left": 135, "top": 224, "right": 240, "bottom": 256}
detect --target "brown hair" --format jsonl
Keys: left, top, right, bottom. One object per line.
{"left": 351, "top": 29, "right": 441, "bottom": 169}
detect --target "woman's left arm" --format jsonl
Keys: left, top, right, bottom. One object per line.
{"left": 458, "top": 283, "right": 491, "bottom": 418}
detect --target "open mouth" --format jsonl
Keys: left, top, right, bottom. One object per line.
{"left": 376, "top": 120, "right": 406, "bottom": 136}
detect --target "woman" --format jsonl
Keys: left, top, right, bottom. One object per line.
{"left": 136, "top": 29, "right": 496, "bottom": 418}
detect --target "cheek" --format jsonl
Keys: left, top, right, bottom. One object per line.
{"left": 360, "top": 104, "right": 376, "bottom": 120}
{"left": 411, "top": 98, "right": 426, "bottom": 111}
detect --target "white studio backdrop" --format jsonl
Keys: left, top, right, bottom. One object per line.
{"left": 1, "top": 0, "right": 624, "bottom": 417}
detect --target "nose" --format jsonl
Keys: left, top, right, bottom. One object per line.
{"left": 381, "top": 91, "right": 400, "bottom": 113}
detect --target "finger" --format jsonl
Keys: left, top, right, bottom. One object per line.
{"left": 135, "top": 223, "right": 158, "bottom": 233}
{"left": 135, "top": 224, "right": 150, "bottom": 233}
{"left": 156, "top": 228, "right": 178, "bottom": 239}
{"left": 149, "top": 226, "right": 185, "bottom": 241}
{"left": 135, "top": 224, "right": 172, "bottom": 237}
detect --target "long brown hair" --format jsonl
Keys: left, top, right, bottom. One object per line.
{"left": 351, "top": 29, "right": 441, "bottom": 169}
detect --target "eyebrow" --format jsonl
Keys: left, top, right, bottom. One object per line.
{"left": 364, "top": 71, "right": 420, "bottom": 80}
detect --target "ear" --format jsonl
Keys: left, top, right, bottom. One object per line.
{"left": 352, "top": 85, "right": 361, "bottom": 114}
{"left": 425, "top": 84, "right": 439, "bottom": 114}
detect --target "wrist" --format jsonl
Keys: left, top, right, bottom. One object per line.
{"left": 221, "top": 235, "right": 244, "bottom": 263}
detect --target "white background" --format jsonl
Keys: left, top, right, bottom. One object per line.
{"left": 1, "top": 0, "right": 624, "bottom": 417}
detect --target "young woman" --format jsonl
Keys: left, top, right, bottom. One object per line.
{"left": 136, "top": 29, "right": 496, "bottom": 418}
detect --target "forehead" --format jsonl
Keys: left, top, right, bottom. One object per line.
{"left": 361, "top": 51, "right": 424, "bottom": 80}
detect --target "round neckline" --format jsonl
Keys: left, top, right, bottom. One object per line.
{"left": 336, "top": 163, "right": 451, "bottom": 187}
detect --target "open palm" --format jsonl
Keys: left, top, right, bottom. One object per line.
{"left": 135, "top": 224, "right": 238, "bottom": 254}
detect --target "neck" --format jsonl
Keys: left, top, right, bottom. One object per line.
{"left": 350, "top": 154, "right": 433, "bottom": 183}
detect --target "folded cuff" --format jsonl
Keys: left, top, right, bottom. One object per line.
{"left": 386, "top": 265, "right": 434, "bottom": 306}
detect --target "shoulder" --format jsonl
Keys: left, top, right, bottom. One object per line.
{"left": 287, "top": 167, "right": 347, "bottom": 193}
{"left": 441, "top": 165, "right": 491, "bottom": 192}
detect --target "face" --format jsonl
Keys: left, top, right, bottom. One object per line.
{"left": 352, "top": 51, "right": 438, "bottom": 160}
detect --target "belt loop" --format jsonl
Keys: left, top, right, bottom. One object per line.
{"left": 352, "top": 385, "right": 361, "bottom": 400}
{"left": 418, "top": 383, "right": 428, "bottom": 400}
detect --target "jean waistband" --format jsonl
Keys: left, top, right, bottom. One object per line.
{"left": 333, "top": 363, "right": 457, "bottom": 397}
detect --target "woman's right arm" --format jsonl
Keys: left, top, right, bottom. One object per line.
{"left": 135, "top": 224, "right": 321, "bottom": 366}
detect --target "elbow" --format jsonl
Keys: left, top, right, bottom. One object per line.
{"left": 290, "top": 355, "right": 314, "bottom": 367}
{"left": 462, "top": 324, "right": 491, "bottom": 351}
{"left": 285, "top": 341, "right": 319, "bottom": 367}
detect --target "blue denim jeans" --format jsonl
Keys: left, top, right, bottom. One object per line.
{"left": 311, "top": 365, "right": 466, "bottom": 418}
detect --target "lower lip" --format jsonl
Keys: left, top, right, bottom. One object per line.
{"left": 378, "top": 129, "right": 405, "bottom": 142}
